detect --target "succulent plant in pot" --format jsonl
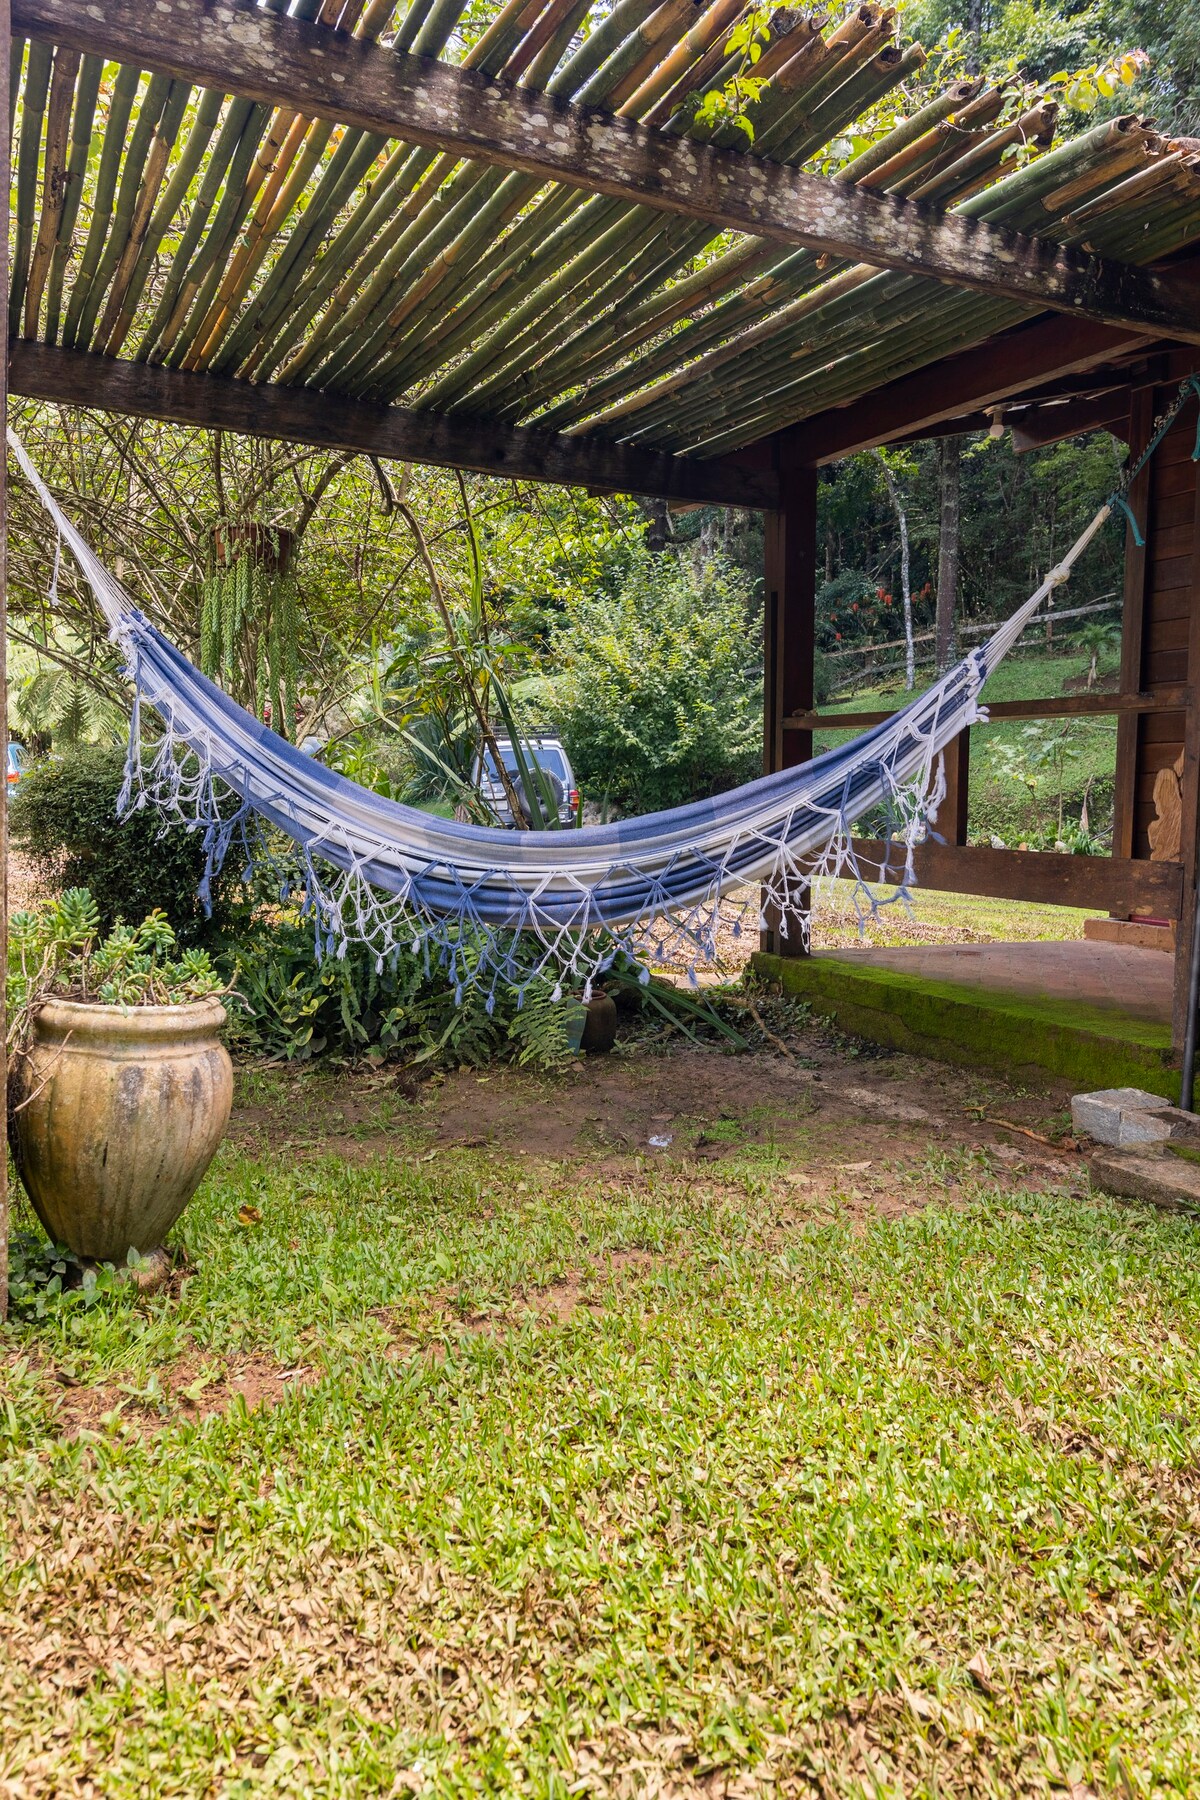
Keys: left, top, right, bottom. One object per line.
{"left": 8, "top": 888, "right": 234, "bottom": 1265}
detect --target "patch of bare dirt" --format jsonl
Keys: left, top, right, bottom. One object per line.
{"left": 6, "top": 847, "right": 43, "bottom": 913}
{"left": 37, "top": 1351, "right": 318, "bottom": 1438}
{"left": 372, "top": 1250, "right": 668, "bottom": 1359}
{"left": 227, "top": 1030, "right": 1085, "bottom": 1224}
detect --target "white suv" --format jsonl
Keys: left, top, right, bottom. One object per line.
{"left": 473, "top": 736, "right": 579, "bottom": 827}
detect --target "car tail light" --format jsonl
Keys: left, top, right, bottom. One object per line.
{"left": 569, "top": 788, "right": 580, "bottom": 810}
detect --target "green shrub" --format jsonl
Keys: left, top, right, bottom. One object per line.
{"left": 550, "top": 548, "right": 761, "bottom": 814}
{"left": 10, "top": 747, "right": 237, "bottom": 943}
{"left": 225, "top": 912, "right": 579, "bottom": 1069}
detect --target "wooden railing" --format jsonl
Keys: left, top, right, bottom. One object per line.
{"left": 782, "top": 686, "right": 1188, "bottom": 918}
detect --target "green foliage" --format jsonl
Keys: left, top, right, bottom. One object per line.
{"left": 12, "top": 661, "right": 126, "bottom": 749}
{"left": 551, "top": 548, "right": 761, "bottom": 814}
{"left": 199, "top": 541, "right": 300, "bottom": 739}
{"left": 10, "top": 1081, "right": 1200, "bottom": 1791}
{"left": 8, "top": 886, "right": 223, "bottom": 1042}
{"left": 5, "top": 1228, "right": 125, "bottom": 1323}
{"left": 225, "top": 912, "right": 578, "bottom": 1070}
{"left": 986, "top": 720, "right": 1081, "bottom": 838}
{"left": 10, "top": 745, "right": 239, "bottom": 943}
{"left": 10, "top": 746, "right": 239, "bottom": 944}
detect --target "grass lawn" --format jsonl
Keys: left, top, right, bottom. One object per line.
{"left": 4, "top": 1040, "right": 1200, "bottom": 1797}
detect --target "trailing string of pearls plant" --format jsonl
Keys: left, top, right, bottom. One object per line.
{"left": 199, "top": 523, "right": 301, "bottom": 740}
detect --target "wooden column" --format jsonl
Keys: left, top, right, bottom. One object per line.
{"left": 0, "top": 0, "right": 10, "bottom": 1319}
{"left": 1172, "top": 395, "right": 1200, "bottom": 1053}
{"left": 1111, "top": 386, "right": 1155, "bottom": 864}
{"left": 939, "top": 728, "right": 971, "bottom": 845}
{"left": 761, "top": 440, "right": 817, "bottom": 955}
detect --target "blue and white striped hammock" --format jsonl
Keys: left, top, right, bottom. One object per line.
{"left": 8, "top": 409, "right": 1174, "bottom": 1000}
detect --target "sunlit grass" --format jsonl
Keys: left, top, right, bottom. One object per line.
{"left": 5, "top": 1124, "right": 1200, "bottom": 1795}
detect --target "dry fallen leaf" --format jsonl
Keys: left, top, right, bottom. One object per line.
{"left": 236, "top": 1204, "right": 262, "bottom": 1226}
{"left": 966, "top": 1648, "right": 996, "bottom": 1695}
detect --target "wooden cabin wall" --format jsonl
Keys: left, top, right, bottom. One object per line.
{"left": 1110, "top": 359, "right": 1200, "bottom": 1046}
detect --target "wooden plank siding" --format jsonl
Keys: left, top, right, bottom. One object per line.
{"left": 1128, "top": 392, "right": 1200, "bottom": 859}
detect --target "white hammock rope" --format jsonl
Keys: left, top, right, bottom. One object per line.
{"left": 9, "top": 387, "right": 1193, "bottom": 998}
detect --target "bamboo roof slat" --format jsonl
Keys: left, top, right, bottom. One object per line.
{"left": 11, "top": 37, "right": 53, "bottom": 329}
{"left": 70, "top": 70, "right": 177, "bottom": 352}
{"left": 42, "top": 51, "right": 101, "bottom": 344}
{"left": 59, "top": 58, "right": 139, "bottom": 351}
{"left": 21, "top": 42, "right": 78, "bottom": 338}
{"left": 10, "top": 0, "right": 1200, "bottom": 480}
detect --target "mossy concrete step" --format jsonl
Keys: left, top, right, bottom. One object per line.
{"left": 752, "top": 950, "right": 1178, "bottom": 1098}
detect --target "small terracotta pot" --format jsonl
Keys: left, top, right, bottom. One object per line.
{"left": 580, "top": 990, "right": 618, "bottom": 1055}
{"left": 9, "top": 997, "right": 233, "bottom": 1262}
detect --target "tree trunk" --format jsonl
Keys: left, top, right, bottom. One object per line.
{"left": 642, "top": 497, "right": 673, "bottom": 554}
{"left": 936, "top": 435, "right": 961, "bottom": 673}
{"left": 966, "top": 0, "right": 984, "bottom": 73}
{"left": 873, "top": 451, "right": 914, "bottom": 691}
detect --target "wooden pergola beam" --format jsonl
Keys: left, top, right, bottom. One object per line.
{"left": 1008, "top": 391, "right": 1133, "bottom": 452}
{"left": 7, "top": 343, "right": 780, "bottom": 508}
{"left": 15, "top": 0, "right": 1200, "bottom": 347}
{"left": 785, "top": 315, "right": 1157, "bottom": 462}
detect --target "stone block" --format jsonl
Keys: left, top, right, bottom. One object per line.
{"left": 1083, "top": 917, "right": 1174, "bottom": 952}
{"left": 1071, "top": 1087, "right": 1174, "bottom": 1147}
{"left": 1090, "top": 1148, "right": 1200, "bottom": 1214}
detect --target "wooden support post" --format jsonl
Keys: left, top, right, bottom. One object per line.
{"left": 1172, "top": 405, "right": 1200, "bottom": 1056}
{"left": 939, "top": 728, "right": 970, "bottom": 846}
{"left": 1111, "top": 386, "right": 1155, "bottom": 870}
{"left": 0, "top": 0, "right": 10, "bottom": 1320}
{"left": 762, "top": 446, "right": 817, "bottom": 956}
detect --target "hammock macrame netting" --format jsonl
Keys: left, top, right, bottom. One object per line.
{"left": 10, "top": 382, "right": 1198, "bottom": 1001}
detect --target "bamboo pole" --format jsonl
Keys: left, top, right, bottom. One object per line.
{"left": 218, "top": 0, "right": 491, "bottom": 380}
{"left": 506, "top": 0, "right": 592, "bottom": 85}
{"left": 534, "top": 85, "right": 988, "bottom": 430}
{"left": 169, "top": 0, "right": 381, "bottom": 368}
{"left": 94, "top": 79, "right": 193, "bottom": 350}
{"left": 68, "top": 70, "right": 176, "bottom": 350}
{"left": 446, "top": 47, "right": 935, "bottom": 426}
{"left": 43, "top": 51, "right": 101, "bottom": 343}
{"left": 100, "top": 84, "right": 224, "bottom": 357}
{"left": 358, "top": 17, "right": 918, "bottom": 410}
{"left": 21, "top": 41, "right": 77, "bottom": 338}
{"left": 9, "top": 35, "right": 51, "bottom": 328}
{"left": 134, "top": 96, "right": 259, "bottom": 360}
{"left": 563, "top": 110, "right": 1156, "bottom": 442}
{"left": 157, "top": 105, "right": 278, "bottom": 364}
{"left": 59, "top": 59, "right": 139, "bottom": 349}
{"left": 521, "top": 0, "right": 606, "bottom": 89}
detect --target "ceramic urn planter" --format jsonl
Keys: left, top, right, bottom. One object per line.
{"left": 10, "top": 996, "right": 233, "bottom": 1263}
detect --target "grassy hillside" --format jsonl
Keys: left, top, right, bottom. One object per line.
{"left": 816, "top": 645, "right": 1119, "bottom": 847}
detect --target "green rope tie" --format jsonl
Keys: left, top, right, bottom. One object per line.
{"left": 1110, "top": 490, "right": 1145, "bottom": 547}
{"left": 1106, "top": 373, "right": 1200, "bottom": 548}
